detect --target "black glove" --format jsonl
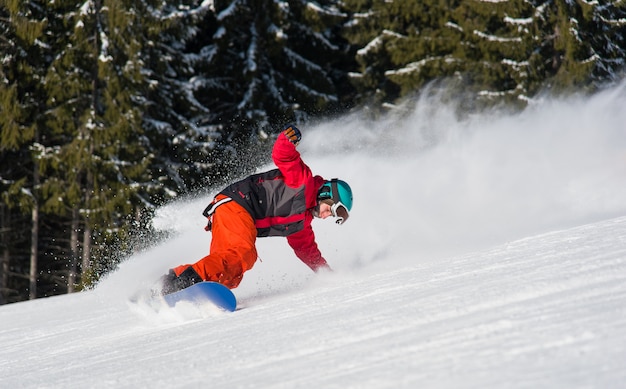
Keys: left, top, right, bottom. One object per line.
{"left": 283, "top": 124, "right": 301, "bottom": 146}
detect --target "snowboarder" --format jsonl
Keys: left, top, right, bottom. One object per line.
{"left": 158, "top": 124, "right": 353, "bottom": 294}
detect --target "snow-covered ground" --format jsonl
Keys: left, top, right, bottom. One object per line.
{"left": 2, "top": 83, "right": 626, "bottom": 388}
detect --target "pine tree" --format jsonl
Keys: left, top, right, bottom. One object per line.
{"left": 183, "top": 0, "right": 351, "bottom": 179}
{"left": 446, "top": 0, "right": 537, "bottom": 107}
{"left": 586, "top": 0, "right": 626, "bottom": 84}
{"left": 342, "top": 0, "right": 626, "bottom": 110}
{"left": 0, "top": 0, "right": 50, "bottom": 301}
{"left": 42, "top": 0, "right": 160, "bottom": 289}
{"left": 138, "top": 0, "right": 224, "bottom": 196}
{"left": 533, "top": 0, "right": 626, "bottom": 93}
{"left": 341, "top": 0, "right": 399, "bottom": 109}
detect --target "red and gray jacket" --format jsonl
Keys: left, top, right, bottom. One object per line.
{"left": 218, "top": 133, "right": 329, "bottom": 271}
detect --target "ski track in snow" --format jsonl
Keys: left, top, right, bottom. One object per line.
{"left": 1, "top": 82, "right": 626, "bottom": 388}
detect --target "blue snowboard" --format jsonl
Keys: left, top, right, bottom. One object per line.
{"left": 163, "top": 281, "right": 237, "bottom": 312}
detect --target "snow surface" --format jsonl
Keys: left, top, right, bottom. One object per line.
{"left": 2, "top": 82, "right": 626, "bottom": 388}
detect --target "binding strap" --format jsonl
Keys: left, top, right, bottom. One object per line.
{"left": 202, "top": 197, "right": 233, "bottom": 231}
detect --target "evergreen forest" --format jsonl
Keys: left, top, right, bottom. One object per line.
{"left": 1, "top": 0, "right": 624, "bottom": 304}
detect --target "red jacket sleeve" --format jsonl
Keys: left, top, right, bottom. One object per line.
{"left": 274, "top": 132, "right": 330, "bottom": 272}
{"left": 286, "top": 213, "right": 330, "bottom": 272}
{"left": 272, "top": 132, "right": 312, "bottom": 188}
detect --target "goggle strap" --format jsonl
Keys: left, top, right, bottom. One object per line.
{"left": 331, "top": 178, "right": 339, "bottom": 203}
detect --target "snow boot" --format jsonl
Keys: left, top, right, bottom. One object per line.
{"left": 158, "top": 267, "right": 203, "bottom": 295}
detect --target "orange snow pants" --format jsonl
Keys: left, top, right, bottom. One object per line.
{"left": 172, "top": 195, "right": 258, "bottom": 289}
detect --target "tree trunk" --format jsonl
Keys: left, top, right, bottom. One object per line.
{"left": 29, "top": 156, "right": 40, "bottom": 300}
{"left": 82, "top": 223, "right": 91, "bottom": 285}
{"left": 29, "top": 203, "right": 38, "bottom": 300}
{"left": 81, "top": 167, "right": 94, "bottom": 286}
{"left": 68, "top": 207, "right": 79, "bottom": 293}
{"left": 0, "top": 205, "right": 8, "bottom": 305}
{"left": 1, "top": 248, "right": 8, "bottom": 305}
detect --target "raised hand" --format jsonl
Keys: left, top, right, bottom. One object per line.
{"left": 283, "top": 124, "right": 301, "bottom": 146}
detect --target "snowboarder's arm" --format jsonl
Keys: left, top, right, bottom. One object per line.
{"left": 272, "top": 129, "right": 312, "bottom": 188}
{"left": 286, "top": 218, "right": 331, "bottom": 272}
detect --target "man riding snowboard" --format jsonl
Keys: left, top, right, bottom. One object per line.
{"left": 158, "top": 124, "right": 353, "bottom": 293}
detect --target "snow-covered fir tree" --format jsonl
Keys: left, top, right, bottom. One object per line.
{"left": 187, "top": 0, "right": 351, "bottom": 146}
{"left": 139, "top": 0, "right": 222, "bottom": 196}
{"left": 0, "top": 0, "right": 52, "bottom": 301}
{"left": 342, "top": 0, "right": 626, "bottom": 111}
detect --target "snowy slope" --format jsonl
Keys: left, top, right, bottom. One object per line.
{"left": 2, "top": 83, "right": 626, "bottom": 389}
{"left": 1, "top": 216, "right": 626, "bottom": 388}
